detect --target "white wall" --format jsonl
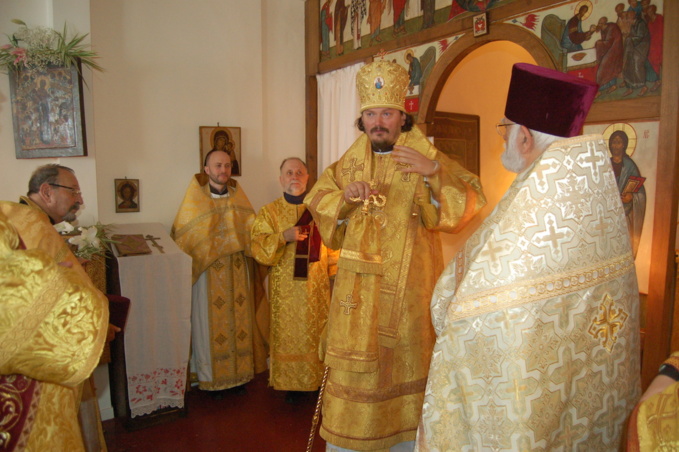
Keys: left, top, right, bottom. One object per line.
{"left": 90, "top": 0, "right": 305, "bottom": 228}
{"left": 1, "top": 0, "right": 306, "bottom": 230}
{"left": 260, "top": 0, "right": 307, "bottom": 205}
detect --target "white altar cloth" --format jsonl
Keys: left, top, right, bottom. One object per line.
{"left": 110, "top": 223, "right": 192, "bottom": 418}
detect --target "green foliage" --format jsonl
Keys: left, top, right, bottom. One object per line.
{"left": 0, "top": 19, "right": 103, "bottom": 74}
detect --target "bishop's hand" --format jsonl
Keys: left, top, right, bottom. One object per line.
{"left": 392, "top": 146, "right": 440, "bottom": 177}
{"left": 344, "top": 181, "right": 377, "bottom": 203}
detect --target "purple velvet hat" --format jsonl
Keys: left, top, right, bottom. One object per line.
{"left": 504, "top": 63, "right": 598, "bottom": 138}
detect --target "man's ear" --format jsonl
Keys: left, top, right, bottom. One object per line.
{"left": 518, "top": 125, "right": 534, "bottom": 155}
{"left": 38, "top": 182, "right": 53, "bottom": 203}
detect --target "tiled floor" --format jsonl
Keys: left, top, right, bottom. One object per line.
{"left": 103, "top": 372, "right": 326, "bottom": 452}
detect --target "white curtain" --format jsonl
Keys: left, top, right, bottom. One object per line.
{"left": 316, "top": 62, "right": 364, "bottom": 174}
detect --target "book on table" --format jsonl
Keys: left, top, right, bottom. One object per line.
{"left": 111, "top": 234, "right": 152, "bottom": 256}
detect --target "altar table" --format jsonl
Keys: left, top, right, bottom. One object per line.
{"left": 108, "top": 222, "right": 192, "bottom": 423}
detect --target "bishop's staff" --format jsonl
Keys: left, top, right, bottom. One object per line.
{"left": 306, "top": 365, "right": 329, "bottom": 452}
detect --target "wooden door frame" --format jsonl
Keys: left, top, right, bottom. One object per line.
{"left": 417, "top": 23, "right": 556, "bottom": 131}
{"left": 644, "top": 1, "right": 679, "bottom": 387}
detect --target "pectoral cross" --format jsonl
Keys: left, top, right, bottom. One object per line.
{"left": 145, "top": 234, "right": 165, "bottom": 254}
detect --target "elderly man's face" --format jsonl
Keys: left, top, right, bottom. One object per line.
{"left": 48, "top": 169, "right": 83, "bottom": 223}
{"left": 279, "top": 159, "right": 309, "bottom": 196}
{"left": 499, "top": 120, "right": 528, "bottom": 173}
{"left": 361, "top": 107, "right": 405, "bottom": 151}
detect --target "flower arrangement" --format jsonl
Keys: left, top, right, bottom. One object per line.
{"left": 55, "top": 221, "right": 116, "bottom": 261}
{"left": 0, "top": 19, "right": 103, "bottom": 74}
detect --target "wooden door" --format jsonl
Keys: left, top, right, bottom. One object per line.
{"left": 426, "top": 111, "right": 480, "bottom": 176}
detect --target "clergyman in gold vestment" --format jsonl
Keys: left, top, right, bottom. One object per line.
{"left": 0, "top": 165, "right": 108, "bottom": 451}
{"left": 416, "top": 63, "right": 641, "bottom": 451}
{"left": 172, "top": 150, "right": 262, "bottom": 395}
{"left": 305, "top": 60, "right": 486, "bottom": 451}
{"left": 251, "top": 158, "right": 337, "bottom": 398}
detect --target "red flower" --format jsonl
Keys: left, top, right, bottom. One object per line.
{"left": 10, "top": 47, "right": 27, "bottom": 65}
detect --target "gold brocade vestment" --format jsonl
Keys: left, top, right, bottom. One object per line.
{"left": 172, "top": 175, "right": 265, "bottom": 390}
{"left": 627, "top": 352, "right": 679, "bottom": 451}
{"left": 251, "top": 197, "right": 337, "bottom": 391}
{"left": 305, "top": 126, "right": 485, "bottom": 450}
{"left": 416, "top": 135, "right": 641, "bottom": 451}
{"left": 0, "top": 205, "right": 108, "bottom": 452}
{"left": 5, "top": 197, "right": 81, "bottom": 269}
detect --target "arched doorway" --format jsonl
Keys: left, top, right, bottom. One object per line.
{"left": 418, "top": 23, "right": 554, "bottom": 263}
{"left": 419, "top": 23, "right": 557, "bottom": 124}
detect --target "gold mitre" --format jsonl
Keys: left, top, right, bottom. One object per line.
{"left": 356, "top": 59, "right": 409, "bottom": 113}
